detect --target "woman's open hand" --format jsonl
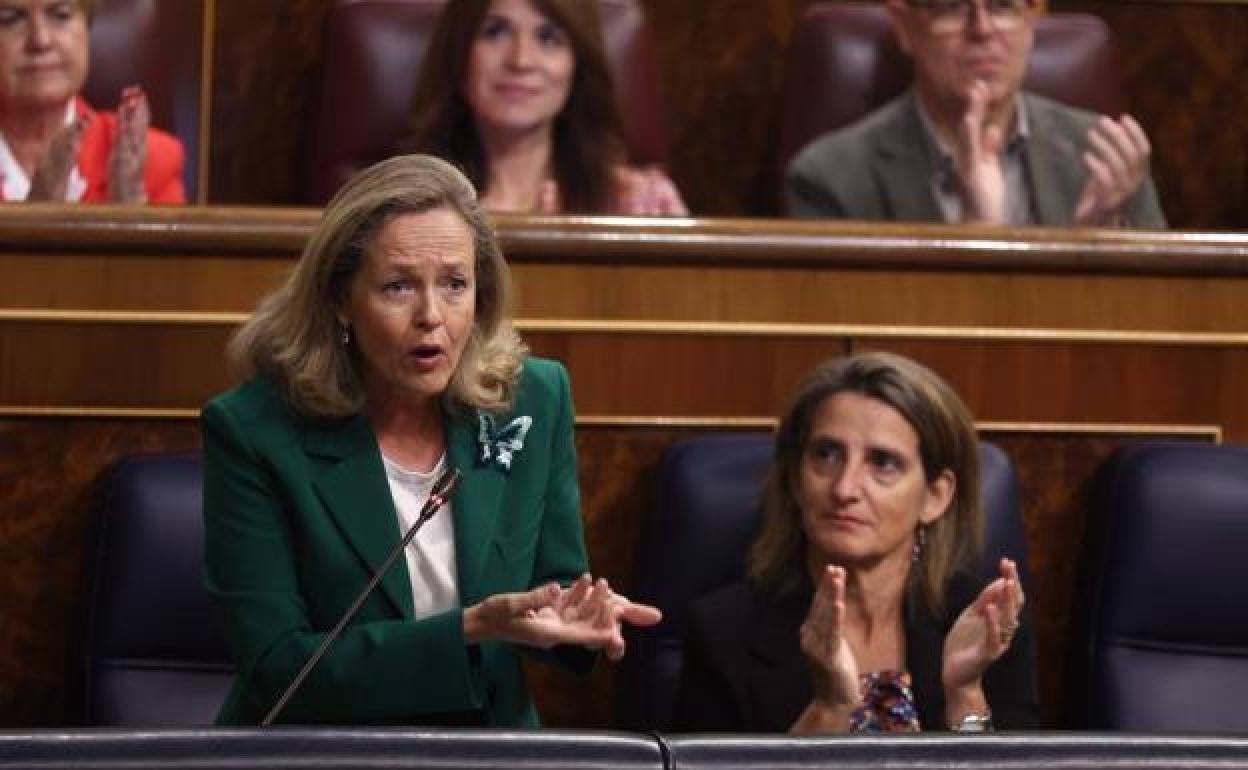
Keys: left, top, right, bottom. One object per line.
{"left": 463, "top": 574, "right": 661, "bottom": 661}
{"left": 27, "top": 116, "right": 87, "bottom": 202}
{"left": 108, "top": 86, "right": 149, "bottom": 203}
{"left": 941, "top": 557, "right": 1024, "bottom": 695}
{"left": 800, "top": 565, "right": 861, "bottom": 709}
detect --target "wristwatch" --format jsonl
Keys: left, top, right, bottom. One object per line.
{"left": 951, "top": 711, "right": 994, "bottom": 732}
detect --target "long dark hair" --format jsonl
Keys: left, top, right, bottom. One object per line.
{"left": 407, "top": 0, "right": 626, "bottom": 213}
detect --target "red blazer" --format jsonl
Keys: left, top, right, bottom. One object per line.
{"left": 76, "top": 96, "right": 186, "bottom": 204}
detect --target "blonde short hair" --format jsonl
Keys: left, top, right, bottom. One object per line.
{"left": 229, "top": 154, "right": 526, "bottom": 417}
{"left": 748, "top": 351, "right": 983, "bottom": 616}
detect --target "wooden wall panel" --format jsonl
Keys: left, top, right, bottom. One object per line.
{"left": 1052, "top": 1, "right": 1248, "bottom": 230}
{"left": 0, "top": 419, "right": 201, "bottom": 727}
{"left": 203, "top": 1, "right": 1248, "bottom": 230}
{"left": 208, "top": 0, "right": 331, "bottom": 204}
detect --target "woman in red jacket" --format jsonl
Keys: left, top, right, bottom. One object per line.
{"left": 0, "top": 0, "right": 184, "bottom": 203}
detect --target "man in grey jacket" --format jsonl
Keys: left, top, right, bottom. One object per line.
{"left": 786, "top": 0, "right": 1165, "bottom": 227}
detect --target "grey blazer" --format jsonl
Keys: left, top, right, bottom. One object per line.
{"left": 785, "top": 91, "right": 1166, "bottom": 228}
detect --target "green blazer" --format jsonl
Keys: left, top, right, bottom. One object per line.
{"left": 202, "top": 356, "right": 588, "bottom": 726}
{"left": 785, "top": 91, "right": 1167, "bottom": 228}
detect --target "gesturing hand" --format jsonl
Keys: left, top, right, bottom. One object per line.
{"left": 800, "top": 565, "right": 861, "bottom": 710}
{"left": 1073, "top": 114, "right": 1152, "bottom": 226}
{"left": 109, "top": 85, "right": 149, "bottom": 204}
{"left": 27, "top": 116, "right": 87, "bottom": 202}
{"left": 941, "top": 557, "right": 1024, "bottom": 694}
{"left": 954, "top": 80, "right": 1007, "bottom": 225}
{"left": 464, "top": 575, "right": 661, "bottom": 661}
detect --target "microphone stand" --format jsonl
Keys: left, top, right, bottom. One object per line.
{"left": 261, "top": 466, "right": 463, "bottom": 726}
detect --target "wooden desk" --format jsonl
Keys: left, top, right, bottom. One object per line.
{"left": 2, "top": 207, "right": 1246, "bottom": 727}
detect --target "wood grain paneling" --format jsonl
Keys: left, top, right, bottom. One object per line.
{"left": 0, "top": 419, "right": 201, "bottom": 726}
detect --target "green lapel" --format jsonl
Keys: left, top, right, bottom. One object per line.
{"left": 1022, "top": 94, "right": 1083, "bottom": 226}
{"left": 445, "top": 409, "right": 505, "bottom": 605}
{"left": 874, "top": 93, "right": 945, "bottom": 222}
{"left": 304, "top": 413, "right": 415, "bottom": 619}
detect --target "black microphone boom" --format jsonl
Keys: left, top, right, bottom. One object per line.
{"left": 260, "top": 466, "right": 463, "bottom": 726}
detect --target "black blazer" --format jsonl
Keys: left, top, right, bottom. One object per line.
{"left": 673, "top": 574, "right": 1039, "bottom": 732}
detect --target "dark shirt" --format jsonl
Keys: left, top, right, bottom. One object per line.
{"left": 672, "top": 573, "right": 1040, "bottom": 732}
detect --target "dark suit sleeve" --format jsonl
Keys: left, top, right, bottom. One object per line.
{"left": 202, "top": 398, "right": 484, "bottom": 725}
{"left": 671, "top": 601, "right": 747, "bottom": 732}
{"left": 785, "top": 160, "right": 850, "bottom": 219}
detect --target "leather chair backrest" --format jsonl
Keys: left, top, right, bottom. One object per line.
{"left": 616, "top": 433, "right": 1028, "bottom": 731}
{"left": 83, "top": 452, "right": 233, "bottom": 725}
{"left": 776, "top": 3, "right": 1124, "bottom": 196}
{"left": 1076, "top": 442, "right": 1248, "bottom": 731}
{"left": 83, "top": 0, "right": 203, "bottom": 200}
{"left": 305, "top": 0, "right": 668, "bottom": 204}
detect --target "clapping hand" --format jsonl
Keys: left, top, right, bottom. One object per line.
{"left": 464, "top": 574, "right": 661, "bottom": 661}
{"left": 612, "top": 166, "right": 688, "bottom": 217}
{"left": 26, "top": 115, "right": 87, "bottom": 202}
{"left": 1073, "top": 115, "right": 1152, "bottom": 226}
{"left": 800, "top": 565, "right": 861, "bottom": 710}
{"left": 941, "top": 557, "right": 1024, "bottom": 694}
{"left": 108, "top": 85, "right": 149, "bottom": 204}
{"left": 953, "top": 80, "right": 1007, "bottom": 225}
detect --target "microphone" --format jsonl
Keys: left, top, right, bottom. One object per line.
{"left": 261, "top": 466, "right": 462, "bottom": 726}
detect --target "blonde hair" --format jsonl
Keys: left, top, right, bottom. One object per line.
{"left": 748, "top": 351, "right": 983, "bottom": 616}
{"left": 229, "top": 154, "right": 526, "bottom": 417}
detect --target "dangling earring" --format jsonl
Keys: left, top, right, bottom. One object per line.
{"left": 912, "top": 525, "right": 927, "bottom": 564}
{"left": 340, "top": 324, "right": 351, "bottom": 346}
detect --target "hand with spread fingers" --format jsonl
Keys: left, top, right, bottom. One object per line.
{"left": 953, "top": 80, "right": 1008, "bottom": 225}
{"left": 464, "top": 574, "right": 661, "bottom": 661}
{"left": 1073, "top": 114, "right": 1152, "bottom": 226}
{"left": 108, "top": 86, "right": 151, "bottom": 204}
{"left": 941, "top": 558, "right": 1025, "bottom": 698}
{"left": 791, "top": 565, "right": 861, "bottom": 732}
{"left": 26, "top": 116, "right": 88, "bottom": 202}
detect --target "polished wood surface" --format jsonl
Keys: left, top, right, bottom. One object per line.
{"left": 2, "top": 209, "right": 1246, "bottom": 727}
{"left": 198, "top": 1, "right": 1248, "bottom": 229}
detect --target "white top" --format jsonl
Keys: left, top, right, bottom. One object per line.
{"left": 381, "top": 452, "right": 460, "bottom": 619}
{"left": 0, "top": 101, "right": 86, "bottom": 202}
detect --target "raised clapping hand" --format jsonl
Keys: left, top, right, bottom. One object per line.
{"left": 26, "top": 116, "right": 88, "bottom": 202}
{"left": 108, "top": 85, "right": 150, "bottom": 204}
{"left": 954, "top": 80, "right": 1008, "bottom": 225}
{"left": 463, "top": 574, "right": 661, "bottom": 661}
{"left": 941, "top": 557, "right": 1024, "bottom": 708}
{"left": 790, "top": 565, "right": 861, "bottom": 733}
{"left": 613, "top": 166, "right": 689, "bottom": 217}
{"left": 1073, "top": 115, "right": 1152, "bottom": 226}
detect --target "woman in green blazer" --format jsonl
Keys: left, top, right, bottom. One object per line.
{"left": 203, "top": 154, "right": 659, "bottom": 726}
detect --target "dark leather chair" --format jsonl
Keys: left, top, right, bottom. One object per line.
{"left": 83, "top": 0, "right": 204, "bottom": 200}
{"left": 1074, "top": 442, "right": 1248, "bottom": 732}
{"left": 83, "top": 452, "right": 233, "bottom": 725}
{"left": 617, "top": 433, "right": 1029, "bottom": 731}
{"left": 776, "top": 4, "right": 1124, "bottom": 210}
{"left": 305, "top": 0, "right": 668, "bottom": 204}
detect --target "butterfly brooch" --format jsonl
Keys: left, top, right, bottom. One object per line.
{"left": 476, "top": 413, "right": 533, "bottom": 472}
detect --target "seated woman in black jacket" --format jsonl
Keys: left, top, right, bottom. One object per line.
{"left": 674, "top": 352, "right": 1038, "bottom": 733}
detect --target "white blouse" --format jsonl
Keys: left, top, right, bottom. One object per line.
{"left": 381, "top": 452, "right": 460, "bottom": 619}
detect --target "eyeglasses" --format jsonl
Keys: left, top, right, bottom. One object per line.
{"left": 905, "top": 0, "right": 1035, "bottom": 35}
